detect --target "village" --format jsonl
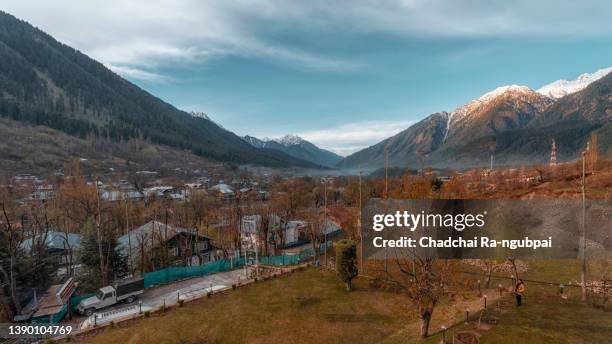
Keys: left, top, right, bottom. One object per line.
{"left": 0, "top": 133, "right": 610, "bottom": 343}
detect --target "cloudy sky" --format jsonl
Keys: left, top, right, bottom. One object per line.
{"left": 3, "top": 1, "right": 612, "bottom": 155}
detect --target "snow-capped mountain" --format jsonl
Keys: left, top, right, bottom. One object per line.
{"left": 242, "top": 134, "right": 342, "bottom": 167}
{"left": 537, "top": 66, "right": 612, "bottom": 99}
{"left": 339, "top": 67, "right": 612, "bottom": 170}
{"left": 277, "top": 134, "right": 306, "bottom": 146}
{"left": 189, "top": 111, "right": 212, "bottom": 121}
{"left": 444, "top": 85, "right": 554, "bottom": 144}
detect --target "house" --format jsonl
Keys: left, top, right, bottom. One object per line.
{"left": 239, "top": 214, "right": 283, "bottom": 253}
{"left": 209, "top": 182, "right": 235, "bottom": 200}
{"left": 21, "top": 231, "right": 82, "bottom": 277}
{"left": 101, "top": 189, "right": 144, "bottom": 202}
{"left": 282, "top": 220, "right": 308, "bottom": 247}
{"left": 119, "top": 221, "right": 215, "bottom": 269}
{"left": 240, "top": 215, "right": 263, "bottom": 252}
{"left": 279, "top": 219, "right": 343, "bottom": 252}
{"left": 31, "top": 184, "right": 55, "bottom": 201}
{"left": 143, "top": 186, "right": 175, "bottom": 198}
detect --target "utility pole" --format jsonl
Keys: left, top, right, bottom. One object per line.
{"left": 255, "top": 237, "right": 259, "bottom": 280}
{"left": 358, "top": 166, "right": 363, "bottom": 274}
{"left": 323, "top": 178, "right": 327, "bottom": 269}
{"left": 384, "top": 145, "right": 389, "bottom": 198}
{"left": 581, "top": 148, "right": 588, "bottom": 302}
{"left": 125, "top": 194, "right": 133, "bottom": 274}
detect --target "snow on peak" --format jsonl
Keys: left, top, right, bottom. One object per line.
{"left": 537, "top": 66, "right": 612, "bottom": 99}
{"left": 190, "top": 111, "right": 211, "bottom": 120}
{"left": 477, "top": 85, "right": 533, "bottom": 101}
{"left": 278, "top": 134, "right": 305, "bottom": 146}
{"left": 450, "top": 84, "right": 535, "bottom": 120}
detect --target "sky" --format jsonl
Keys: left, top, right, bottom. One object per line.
{"left": 3, "top": 1, "right": 612, "bottom": 156}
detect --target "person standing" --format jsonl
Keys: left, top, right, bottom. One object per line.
{"left": 515, "top": 279, "right": 526, "bottom": 306}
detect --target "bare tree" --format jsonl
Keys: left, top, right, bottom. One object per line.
{"left": 373, "top": 253, "right": 455, "bottom": 338}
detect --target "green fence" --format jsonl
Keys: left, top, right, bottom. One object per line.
{"left": 260, "top": 255, "right": 300, "bottom": 266}
{"left": 71, "top": 293, "right": 95, "bottom": 311}
{"left": 143, "top": 251, "right": 317, "bottom": 289}
{"left": 31, "top": 303, "right": 68, "bottom": 324}
{"left": 143, "top": 258, "right": 246, "bottom": 288}
{"left": 52, "top": 251, "right": 315, "bottom": 323}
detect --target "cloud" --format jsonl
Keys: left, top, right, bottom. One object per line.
{"left": 4, "top": 1, "right": 611, "bottom": 82}
{"left": 106, "top": 64, "right": 174, "bottom": 83}
{"left": 297, "top": 119, "right": 415, "bottom": 156}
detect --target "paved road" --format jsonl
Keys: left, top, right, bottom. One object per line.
{"left": 71, "top": 268, "right": 247, "bottom": 322}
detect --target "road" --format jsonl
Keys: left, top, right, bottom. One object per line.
{"left": 70, "top": 268, "right": 247, "bottom": 322}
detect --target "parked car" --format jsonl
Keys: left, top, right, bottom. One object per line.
{"left": 77, "top": 277, "right": 144, "bottom": 316}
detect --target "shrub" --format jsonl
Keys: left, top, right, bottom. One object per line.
{"left": 232, "top": 284, "right": 236, "bottom": 290}
{"left": 178, "top": 299, "right": 185, "bottom": 307}
{"left": 336, "top": 239, "right": 358, "bottom": 291}
{"left": 144, "top": 310, "right": 151, "bottom": 318}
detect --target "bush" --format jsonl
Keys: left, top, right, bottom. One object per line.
{"left": 336, "top": 239, "right": 358, "bottom": 291}
{"left": 178, "top": 299, "right": 185, "bottom": 307}
{"left": 144, "top": 310, "right": 151, "bottom": 318}
{"left": 109, "top": 321, "right": 115, "bottom": 328}
{"left": 232, "top": 284, "right": 236, "bottom": 290}
{"left": 207, "top": 292, "right": 212, "bottom": 298}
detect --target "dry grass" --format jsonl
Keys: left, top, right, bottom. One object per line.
{"left": 77, "top": 268, "right": 495, "bottom": 344}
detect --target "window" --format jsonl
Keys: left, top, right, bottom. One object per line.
{"left": 168, "top": 247, "right": 179, "bottom": 257}
{"left": 195, "top": 241, "right": 208, "bottom": 252}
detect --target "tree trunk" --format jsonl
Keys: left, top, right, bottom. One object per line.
{"left": 509, "top": 259, "right": 519, "bottom": 285}
{"left": 485, "top": 262, "right": 493, "bottom": 289}
{"left": 0, "top": 264, "right": 21, "bottom": 314}
{"left": 420, "top": 310, "right": 432, "bottom": 338}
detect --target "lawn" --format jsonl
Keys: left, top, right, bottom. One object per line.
{"left": 421, "top": 259, "right": 612, "bottom": 344}
{"left": 78, "top": 268, "right": 417, "bottom": 344}
{"left": 76, "top": 260, "right": 611, "bottom": 344}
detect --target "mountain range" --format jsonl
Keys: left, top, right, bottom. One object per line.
{"left": 0, "top": 11, "right": 320, "bottom": 172}
{"left": 1, "top": 11, "right": 610, "bottom": 175}
{"left": 242, "top": 134, "right": 342, "bottom": 167}
{"left": 337, "top": 67, "right": 612, "bottom": 171}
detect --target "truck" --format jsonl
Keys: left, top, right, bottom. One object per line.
{"left": 77, "top": 277, "right": 144, "bottom": 316}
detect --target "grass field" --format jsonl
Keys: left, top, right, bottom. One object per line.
{"left": 421, "top": 260, "right": 612, "bottom": 343}
{"left": 76, "top": 261, "right": 611, "bottom": 344}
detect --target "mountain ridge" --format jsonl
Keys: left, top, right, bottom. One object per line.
{"left": 0, "top": 11, "right": 320, "bottom": 170}
{"left": 242, "top": 134, "right": 342, "bottom": 167}
{"left": 338, "top": 69, "right": 612, "bottom": 171}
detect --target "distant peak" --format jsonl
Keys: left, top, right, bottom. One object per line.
{"left": 278, "top": 134, "right": 305, "bottom": 146}
{"left": 477, "top": 85, "right": 533, "bottom": 101}
{"left": 537, "top": 66, "right": 612, "bottom": 99}
{"left": 189, "top": 111, "right": 211, "bottom": 120}
{"left": 451, "top": 84, "right": 537, "bottom": 120}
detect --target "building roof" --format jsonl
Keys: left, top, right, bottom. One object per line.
{"left": 210, "top": 183, "right": 234, "bottom": 194}
{"left": 21, "top": 231, "right": 82, "bottom": 252}
{"left": 101, "top": 190, "right": 144, "bottom": 201}
{"left": 118, "top": 221, "right": 212, "bottom": 255}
